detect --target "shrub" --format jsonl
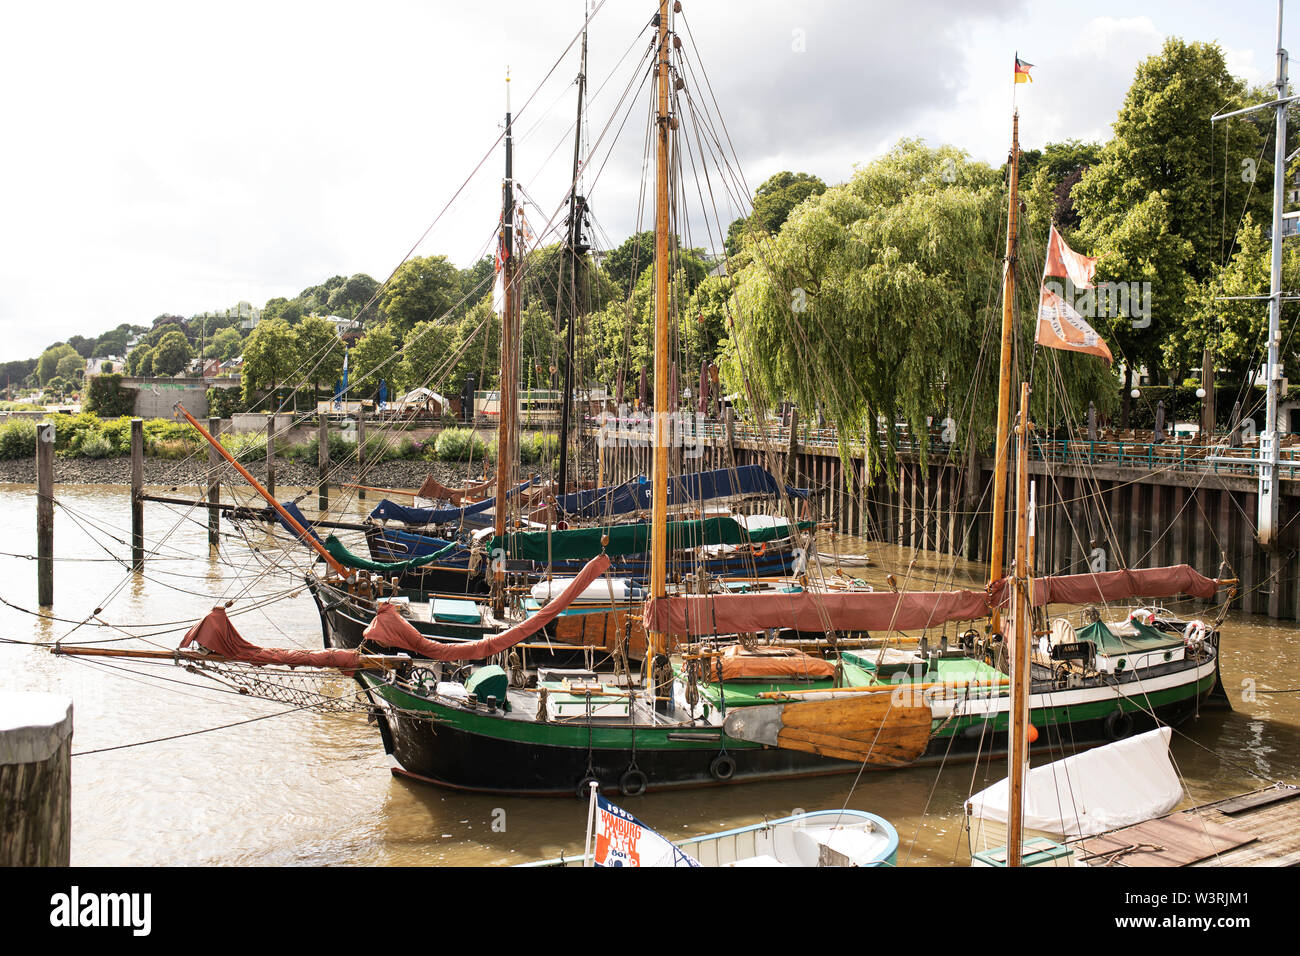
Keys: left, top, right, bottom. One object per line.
{"left": 77, "top": 431, "right": 115, "bottom": 459}
{"left": 434, "top": 427, "right": 490, "bottom": 462}
{"left": 519, "top": 432, "right": 559, "bottom": 465}
{"left": 220, "top": 430, "right": 267, "bottom": 463}
{"left": 84, "top": 374, "right": 134, "bottom": 417}
{"left": 0, "top": 419, "right": 37, "bottom": 459}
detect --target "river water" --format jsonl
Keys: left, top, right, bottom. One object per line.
{"left": 2, "top": 483, "right": 1298, "bottom": 866}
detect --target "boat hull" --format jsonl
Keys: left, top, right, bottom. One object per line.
{"left": 355, "top": 658, "right": 1219, "bottom": 796}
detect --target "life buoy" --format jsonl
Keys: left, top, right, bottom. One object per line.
{"left": 710, "top": 752, "right": 736, "bottom": 781}
{"left": 620, "top": 768, "right": 648, "bottom": 796}
{"left": 749, "top": 541, "right": 767, "bottom": 557}
{"left": 1104, "top": 709, "right": 1134, "bottom": 740}
{"left": 1127, "top": 608, "right": 1155, "bottom": 626}
{"left": 1183, "top": 619, "right": 1210, "bottom": 646}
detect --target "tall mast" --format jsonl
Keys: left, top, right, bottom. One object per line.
{"left": 1261, "top": 0, "right": 1287, "bottom": 547}
{"left": 1006, "top": 381, "right": 1034, "bottom": 867}
{"left": 557, "top": 10, "right": 589, "bottom": 504}
{"left": 989, "top": 111, "right": 1021, "bottom": 625}
{"left": 493, "top": 72, "right": 517, "bottom": 614}
{"left": 647, "top": 0, "right": 672, "bottom": 682}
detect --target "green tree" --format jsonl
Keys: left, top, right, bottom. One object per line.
{"left": 240, "top": 318, "right": 297, "bottom": 405}
{"left": 380, "top": 255, "right": 461, "bottom": 336}
{"left": 151, "top": 329, "right": 193, "bottom": 376}
{"left": 55, "top": 352, "right": 84, "bottom": 384}
{"left": 37, "top": 344, "right": 79, "bottom": 385}
{"left": 292, "top": 315, "right": 345, "bottom": 401}
{"left": 207, "top": 327, "right": 243, "bottom": 362}
{"left": 725, "top": 139, "right": 1113, "bottom": 478}
{"left": 401, "top": 320, "right": 459, "bottom": 393}
{"left": 1073, "top": 39, "right": 1271, "bottom": 382}
{"left": 349, "top": 323, "right": 403, "bottom": 399}
{"left": 726, "top": 171, "right": 827, "bottom": 255}
{"left": 325, "top": 273, "right": 382, "bottom": 320}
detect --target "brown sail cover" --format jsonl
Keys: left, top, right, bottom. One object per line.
{"left": 644, "top": 564, "right": 1221, "bottom": 637}
{"left": 991, "top": 565, "right": 1220, "bottom": 608}
{"left": 362, "top": 554, "right": 612, "bottom": 661}
{"left": 643, "top": 588, "right": 991, "bottom": 636}
{"left": 180, "top": 606, "right": 363, "bottom": 673}
{"left": 415, "top": 475, "right": 494, "bottom": 505}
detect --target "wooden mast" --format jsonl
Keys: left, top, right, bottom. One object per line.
{"left": 1006, "top": 380, "right": 1033, "bottom": 867}
{"left": 647, "top": 0, "right": 671, "bottom": 682}
{"left": 988, "top": 111, "right": 1020, "bottom": 630}
{"left": 493, "top": 73, "right": 517, "bottom": 614}
{"left": 557, "top": 14, "right": 589, "bottom": 504}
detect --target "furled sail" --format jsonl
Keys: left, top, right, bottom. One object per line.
{"left": 644, "top": 564, "right": 1223, "bottom": 637}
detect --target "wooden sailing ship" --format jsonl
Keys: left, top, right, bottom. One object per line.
{"left": 52, "top": 7, "right": 1237, "bottom": 801}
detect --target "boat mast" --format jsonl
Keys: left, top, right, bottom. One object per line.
{"left": 1261, "top": 0, "right": 1288, "bottom": 547}
{"left": 557, "top": 11, "right": 589, "bottom": 505}
{"left": 493, "top": 72, "right": 518, "bottom": 614}
{"left": 989, "top": 111, "right": 1021, "bottom": 628}
{"left": 1006, "top": 380, "right": 1034, "bottom": 867}
{"left": 647, "top": 0, "right": 672, "bottom": 682}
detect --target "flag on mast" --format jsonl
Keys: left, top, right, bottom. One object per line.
{"left": 1015, "top": 54, "right": 1033, "bottom": 84}
{"left": 1044, "top": 225, "right": 1097, "bottom": 290}
{"left": 591, "top": 795, "right": 700, "bottom": 867}
{"left": 1036, "top": 288, "right": 1113, "bottom": 363}
{"left": 1036, "top": 225, "right": 1111, "bottom": 362}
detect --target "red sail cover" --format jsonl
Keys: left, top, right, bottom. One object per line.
{"left": 990, "top": 565, "right": 1220, "bottom": 608}
{"left": 362, "top": 554, "right": 613, "bottom": 661}
{"left": 643, "top": 588, "right": 991, "bottom": 636}
{"left": 180, "top": 606, "right": 363, "bottom": 673}
{"left": 645, "top": 565, "right": 1220, "bottom": 637}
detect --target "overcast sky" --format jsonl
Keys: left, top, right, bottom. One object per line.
{"left": 0, "top": 0, "right": 1287, "bottom": 362}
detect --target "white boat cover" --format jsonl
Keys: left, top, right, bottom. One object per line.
{"left": 966, "top": 727, "right": 1183, "bottom": 838}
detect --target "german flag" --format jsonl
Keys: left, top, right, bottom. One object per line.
{"left": 1015, "top": 54, "right": 1033, "bottom": 84}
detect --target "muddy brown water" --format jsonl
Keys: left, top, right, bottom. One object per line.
{"left": 1, "top": 483, "right": 1297, "bottom": 866}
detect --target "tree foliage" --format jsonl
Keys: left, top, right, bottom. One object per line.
{"left": 724, "top": 139, "right": 1113, "bottom": 478}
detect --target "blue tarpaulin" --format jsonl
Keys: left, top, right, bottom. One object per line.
{"left": 554, "top": 465, "right": 806, "bottom": 519}
{"left": 368, "top": 477, "right": 534, "bottom": 525}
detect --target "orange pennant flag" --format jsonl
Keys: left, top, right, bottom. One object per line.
{"left": 1036, "top": 287, "right": 1113, "bottom": 363}
{"left": 1044, "top": 225, "right": 1098, "bottom": 289}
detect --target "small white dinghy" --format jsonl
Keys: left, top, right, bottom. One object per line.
{"left": 965, "top": 727, "right": 1185, "bottom": 866}
{"left": 523, "top": 787, "right": 898, "bottom": 867}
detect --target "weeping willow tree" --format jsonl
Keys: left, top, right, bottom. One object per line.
{"left": 722, "top": 138, "right": 1115, "bottom": 482}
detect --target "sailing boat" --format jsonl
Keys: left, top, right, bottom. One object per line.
{"left": 52, "top": 14, "right": 1235, "bottom": 801}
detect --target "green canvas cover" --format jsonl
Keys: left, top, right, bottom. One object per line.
{"left": 489, "top": 517, "right": 812, "bottom": 562}
{"left": 1075, "top": 619, "right": 1183, "bottom": 655}
{"left": 323, "top": 534, "right": 459, "bottom": 573}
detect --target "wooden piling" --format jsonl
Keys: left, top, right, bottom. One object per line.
{"left": 207, "top": 416, "right": 221, "bottom": 549}
{"left": 318, "top": 414, "right": 330, "bottom": 511}
{"left": 131, "top": 418, "right": 143, "bottom": 571}
{"left": 36, "top": 421, "right": 54, "bottom": 606}
{"left": 0, "top": 692, "right": 73, "bottom": 866}
{"left": 356, "top": 413, "right": 367, "bottom": 500}
{"left": 265, "top": 415, "right": 276, "bottom": 499}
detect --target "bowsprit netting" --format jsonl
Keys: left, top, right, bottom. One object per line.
{"left": 185, "top": 660, "right": 375, "bottom": 715}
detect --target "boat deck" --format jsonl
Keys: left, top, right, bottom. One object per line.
{"left": 1078, "top": 783, "right": 1300, "bottom": 866}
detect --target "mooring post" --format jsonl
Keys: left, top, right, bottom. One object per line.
{"left": 207, "top": 416, "right": 221, "bottom": 549}
{"left": 784, "top": 406, "right": 799, "bottom": 484}
{"left": 131, "top": 418, "right": 143, "bottom": 570}
{"left": 265, "top": 414, "right": 276, "bottom": 499}
{"left": 36, "top": 421, "right": 54, "bottom": 606}
{"left": 356, "top": 413, "right": 366, "bottom": 501}
{"left": 0, "top": 692, "right": 73, "bottom": 866}
{"left": 318, "top": 413, "right": 330, "bottom": 511}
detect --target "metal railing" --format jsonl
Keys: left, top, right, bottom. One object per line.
{"left": 585, "top": 416, "right": 1300, "bottom": 480}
